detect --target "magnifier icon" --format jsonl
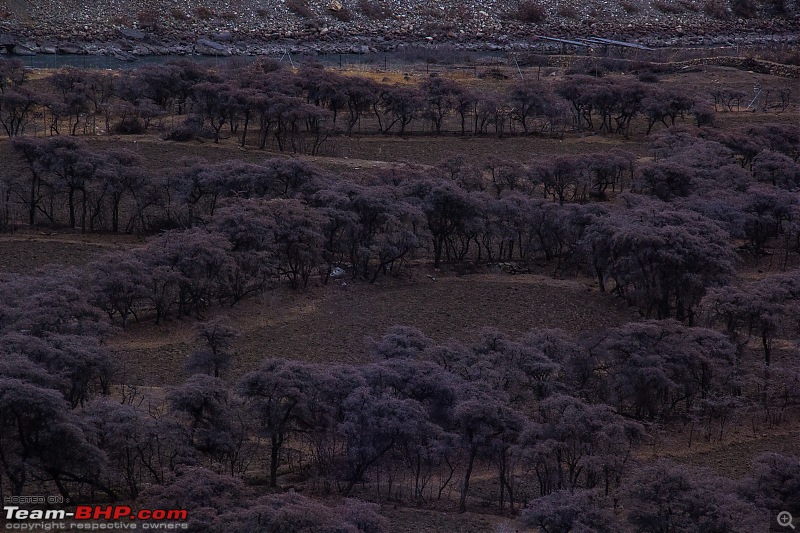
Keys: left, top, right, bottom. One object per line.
{"left": 779, "top": 511, "right": 795, "bottom": 529}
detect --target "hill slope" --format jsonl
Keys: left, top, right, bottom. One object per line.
{"left": 0, "top": 0, "right": 797, "bottom": 49}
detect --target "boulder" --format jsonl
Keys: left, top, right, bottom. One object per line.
{"left": 12, "top": 44, "right": 37, "bottom": 56}
{"left": 196, "top": 37, "right": 231, "bottom": 56}
{"left": 118, "top": 27, "right": 146, "bottom": 41}
{"left": 57, "top": 44, "right": 85, "bottom": 54}
{"left": 111, "top": 49, "right": 137, "bottom": 61}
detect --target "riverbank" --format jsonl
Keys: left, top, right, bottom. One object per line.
{"left": 0, "top": 0, "right": 797, "bottom": 61}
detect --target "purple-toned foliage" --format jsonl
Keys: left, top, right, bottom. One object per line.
{"left": 213, "top": 493, "right": 386, "bottom": 533}
{"left": 168, "top": 374, "right": 256, "bottom": 476}
{"left": 744, "top": 452, "right": 800, "bottom": 513}
{"left": 187, "top": 318, "right": 239, "bottom": 377}
{"left": 753, "top": 150, "right": 800, "bottom": 190}
{"left": 0, "top": 378, "right": 108, "bottom": 500}
{"left": 337, "top": 383, "right": 439, "bottom": 496}
{"left": 581, "top": 204, "right": 735, "bottom": 321}
{"left": 452, "top": 392, "right": 525, "bottom": 512}
{"left": 140, "top": 466, "right": 246, "bottom": 531}
{"left": 576, "top": 320, "right": 738, "bottom": 420}
{"left": 524, "top": 394, "right": 642, "bottom": 496}
{"left": 0, "top": 267, "right": 108, "bottom": 336}
{"left": 238, "top": 358, "right": 321, "bottom": 487}
{"left": 367, "top": 325, "right": 434, "bottom": 360}
{"left": 703, "top": 269, "right": 800, "bottom": 365}
{"left": 139, "top": 228, "right": 234, "bottom": 319}
{"left": 82, "top": 399, "right": 193, "bottom": 499}
{"left": 0, "top": 332, "right": 113, "bottom": 408}
{"left": 625, "top": 460, "right": 763, "bottom": 532}
{"left": 523, "top": 489, "right": 622, "bottom": 533}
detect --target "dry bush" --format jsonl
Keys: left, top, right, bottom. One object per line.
{"left": 136, "top": 9, "right": 159, "bottom": 30}
{"left": 331, "top": 7, "right": 353, "bottom": 21}
{"left": 557, "top": 5, "right": 580, "bottom": 18}
{"left": 621, "top": 1, "right": 640, "bottom": 13}
{"left": 678, "top": 0, "right": 702, "bottom": 11}
{"left": 478, "top": 68, "right": 510, "bottom": 80}
{"left": 358, "top": 0, "right": 392, "bottom": 19}
{"left": 418, "top": 7, "right": 446, "bottom": 19}
{"left": 287, "top": 0, "right": 315, "bottom": 18}
{"left": 731, "top": 0, "right": 758, "bottom": 17}
{"left": 516, "top": 1, "right": 548, "bottom": 22}
{"left": 220, "top": 11, "right": 238, "bottom": 21}
{"left": 766, "top": 0, "right": 790, "bottom": 15}
{"left": 170, "top": 8, "right": 188, "bottom": 20}
{"left": 704, "top": 0, "right": 731, "bottom": 18}
{"left": 195, "top": 6, "right": 215, "bottom": 20}
{"left": 653, "top": 0, "right": 686, "bottom": 13}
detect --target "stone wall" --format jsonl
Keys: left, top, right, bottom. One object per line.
{"left": 544, "top": 54, "right": 799, "bottom": 78}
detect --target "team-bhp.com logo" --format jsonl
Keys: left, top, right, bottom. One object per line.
{"left": 4, "top": 505, "right": 188, "bottom": 530}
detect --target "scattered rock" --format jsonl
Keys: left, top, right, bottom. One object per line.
{"left": 118, "top": 27, "right": 145, "bottom": 41}
{"left": 195, "top": 37, "right": 230, "bottom": 55}
{"left": 57, "top": 44, "right": 84, "bottom": 54}
{"left": 0, "top": 0, "right": 794, "bottom": 58}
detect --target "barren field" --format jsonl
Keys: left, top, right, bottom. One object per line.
{"left": 108, "top": 270, "right": 638, "bottom": 386}
{"left": 0, "top": 230, "right": 140, "bottom": 273}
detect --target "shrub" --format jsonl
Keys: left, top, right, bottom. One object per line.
{"left": 558, "top": 5, "right": 580, "bottom": 18}
{"left": 478, "top": 68, "right": 510, "bottom": 80}
{"left": 136, "top": 9, "right": 159, "bottom": 30}
{"left": 704, "top": 0, "right": 731, "bottom": 18}
{"left": 195, "top": 6, "right": 215, "bottom": 20}
{"left": 164, "top": 117, "right": 210, "bottom": 142}
{"left": 678, "top": 0, "right": 701, "bottom": 12}
{"left": 287, "top": 0, "right": 314, "bottom": 18}
{"left": 331, "top": 7, "right": 353, "bottom": 21}
{"left": 359, "top": 0, "right": 392, "bottom": 19}
{"left": 170, "top": 8, "right": 188, "bottom": 20}
{"left": 765, "top": 0, "right": 789, "bottom": 15}
{"left": 653, "top": 0, "right": 686, "bottom": 13}
{"left": 621, "top": 1, "right": 640, "bottom": 13}
{"left": 516, "top": 1, "right": 548, "bottom": 23}
{"left": 731, "top": 0, "right": 758, "bottom": 17}
{"left": 112, "top": 117, "right": 145, "bottom": 135}
{"left": 691, "top": 102, "right": 717, "bottom": 127}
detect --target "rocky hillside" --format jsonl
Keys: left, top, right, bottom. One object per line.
{"left": 0, "top": 0, "right": 797, "bottom": 54}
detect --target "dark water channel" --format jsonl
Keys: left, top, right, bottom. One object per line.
{"left": 9, "top": 49, "right": 509, "bottom": 70}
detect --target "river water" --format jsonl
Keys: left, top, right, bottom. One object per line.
{"left": 10, "top": 49, "right": 509, "bottom": 70}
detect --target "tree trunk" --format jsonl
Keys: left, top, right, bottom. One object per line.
{"left": 270, "top": 433, "right": 281, "bottom": 488}
{"left": 459, "top": 445, "right": 477, "bottom": 513}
